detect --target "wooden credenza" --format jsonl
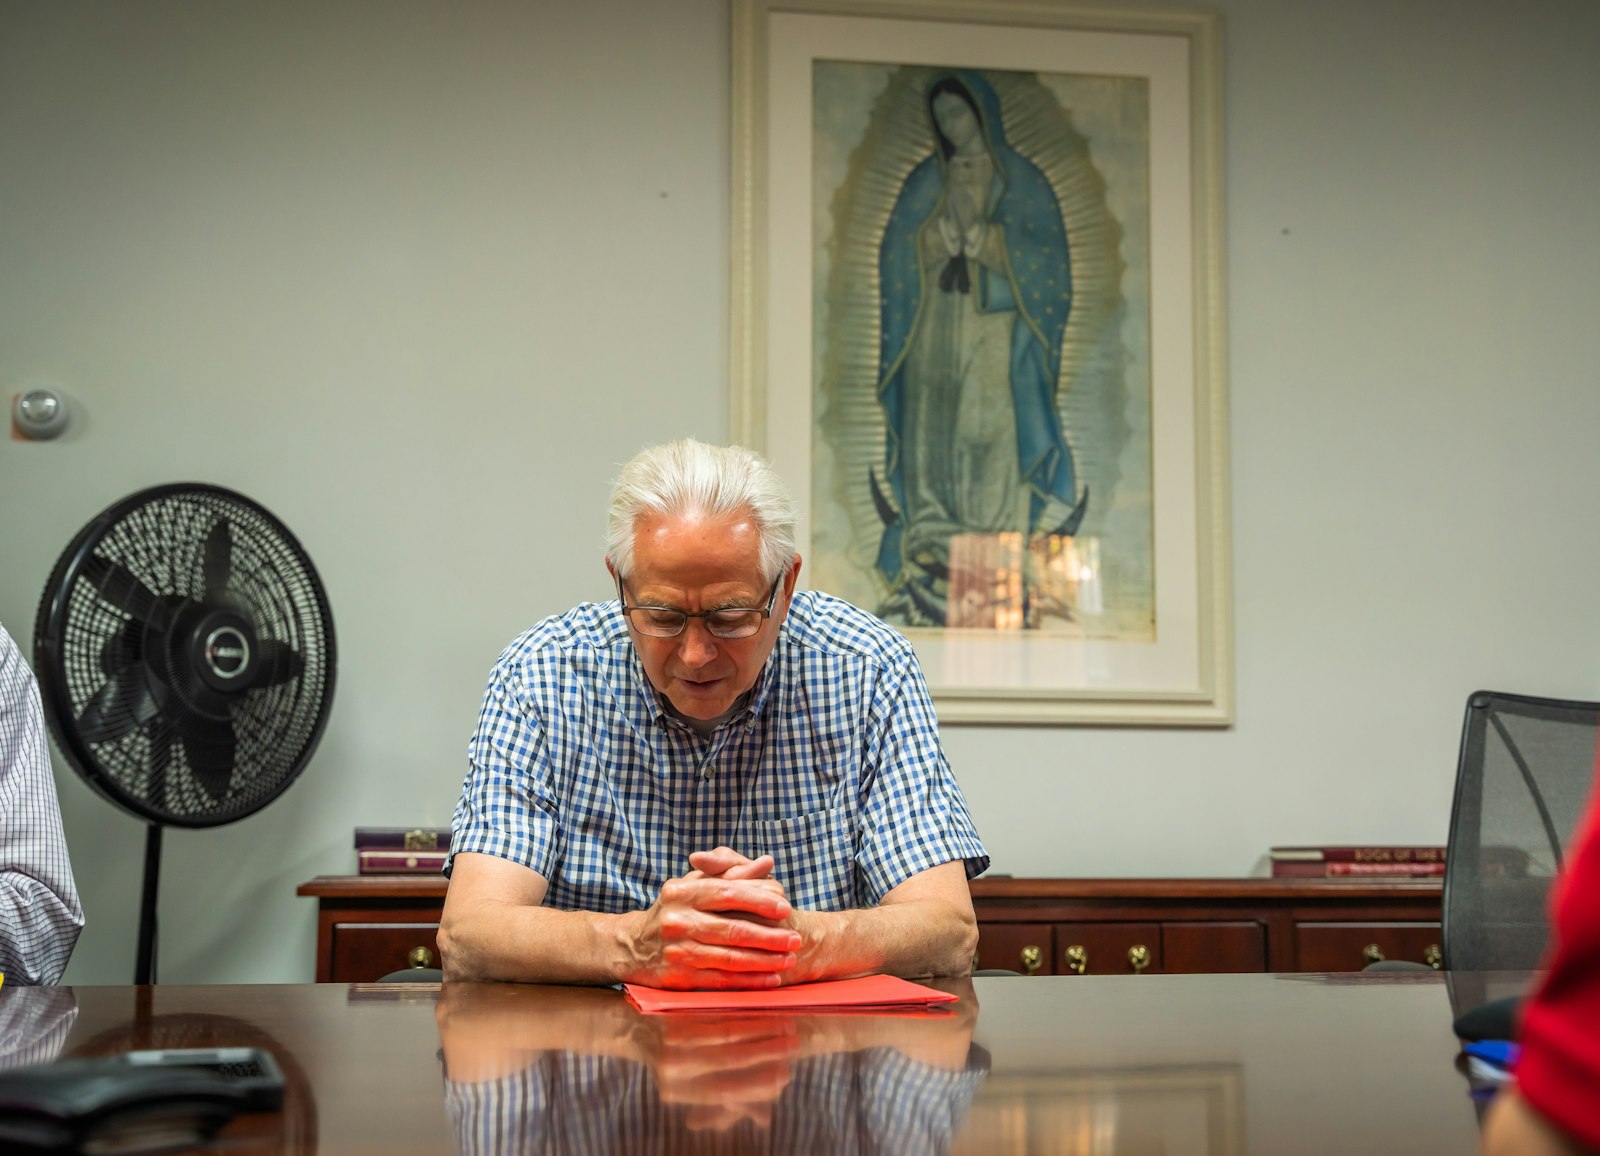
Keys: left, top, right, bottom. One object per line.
{"left": 298, "top": 875, "right": 451, "bottom": 983}
{"left": 969, "top": 877, "right": 1443, "bottom": 976}
{"left": 297, "top": 875, "right": 1443, "bottom": 982}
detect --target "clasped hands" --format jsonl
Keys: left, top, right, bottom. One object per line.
{"left": 622, "top": 846, "right": 807, "bottom": 990}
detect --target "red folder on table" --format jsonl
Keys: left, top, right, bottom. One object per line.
{"left": 623, "top": 974, "right": 959, "bottom": 1015}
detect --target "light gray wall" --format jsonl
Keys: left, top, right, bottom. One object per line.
{"left": 1, "top": 0, "right": 1596, "bottom": 985}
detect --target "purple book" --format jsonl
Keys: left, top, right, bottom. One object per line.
{"left": 354, "top": 827, "right": 451, "bottom": 852}
{"left": 358, "top": 849, "right": 448, "bottom": 874}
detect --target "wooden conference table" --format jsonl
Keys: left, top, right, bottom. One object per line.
{"left": 0, "top": 970, "right": 1518, "bottom": 1154}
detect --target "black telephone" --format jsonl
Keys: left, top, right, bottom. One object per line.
{"left": 0, "top": 1047, "right": 284, "bottom": 1154}
{"left": 113, "top": 1048, "right": 285, "bottom": 1111}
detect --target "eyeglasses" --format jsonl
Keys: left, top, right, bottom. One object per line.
{"left": 615, "top": 573, "right": 783, "bottom": 639}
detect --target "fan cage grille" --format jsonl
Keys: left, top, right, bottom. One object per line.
{"left": 47, "top": 487, "right": 334, "bottom": 826}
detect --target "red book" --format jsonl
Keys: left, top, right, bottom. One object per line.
{"left": 354, "top": 827, "right": 451, "bottom": 852}
{"left": 1269, "top": 845, "right": 1446, "bottom": 865}
{"left": 357, "top": 849, "right": 449, "bottom": 875}
{"left": 1271, "top": 859, "right": 1445, "bottom": 878}
{"left": 623, "top": 975, "right": 960, "bottom": 1015}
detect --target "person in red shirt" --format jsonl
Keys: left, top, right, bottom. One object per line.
{"left": 1482, "top": 767, "right": 1600, "bottom": 1154}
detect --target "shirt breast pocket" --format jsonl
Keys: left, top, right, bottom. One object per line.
{"left": 746, "top": 806, "right": 855, "bottom": 912}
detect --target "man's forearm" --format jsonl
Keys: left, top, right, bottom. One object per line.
{"left": 789, "top": 898, "right": 977, "bottom": 983}
{"left": 439, "top": 900, "right": 636, "bottom": 984}
{"left": 1482, "top": 1088, "right": 1593, "bottom": 1156}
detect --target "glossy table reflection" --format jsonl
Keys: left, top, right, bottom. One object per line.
{"left": 0, "top": 971, "right": 1517, "bottom": 1154}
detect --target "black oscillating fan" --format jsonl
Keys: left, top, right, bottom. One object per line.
{"left": 32, "top": 483, "right": 336, "bottom": 984}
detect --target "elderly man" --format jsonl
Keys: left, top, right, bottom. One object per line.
{"left": 441, "top": 439, "right": 987, "bottom": 987}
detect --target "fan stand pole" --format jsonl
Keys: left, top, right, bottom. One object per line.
{"left": 135, "top": 823, "right": 162, "bottom": 985}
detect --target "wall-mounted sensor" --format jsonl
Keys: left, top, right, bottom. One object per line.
{"left": 12, "top": 388, "right": 70, "bottom": 440}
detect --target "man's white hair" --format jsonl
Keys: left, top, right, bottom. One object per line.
{"left": 607, "top": 439, "right": 798, "bottom": 583}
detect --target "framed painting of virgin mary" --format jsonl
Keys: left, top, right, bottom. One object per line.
{"left": 732, "top": 0, "right": 1231, "bottom": 725}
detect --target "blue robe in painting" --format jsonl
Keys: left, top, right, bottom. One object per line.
{"left": 874, "top": 70, "right": 1083, "bottom": 621}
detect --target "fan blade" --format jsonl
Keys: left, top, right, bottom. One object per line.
{"left": 77, "top": 668, "right": 161, "bottom": 744}
{"left": 251, "top": 640, "right": 305, "bottom": 689}
{"left": 99, "top": 620, "right": 142, "bottom": 676}
{"left": 80, "top": 554, "right": 159, "bottom": 620}
{"left": 147, "top": 728, "right": 173, "bottom": 814}
{"left": 202, "top": 519, "right": 233, "bottom": 603}
{"left": 180, "top": 714, "right": 236, "bottom": 801}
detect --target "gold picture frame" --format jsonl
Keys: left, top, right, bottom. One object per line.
{"left": 732, "top": 0, "right": 1232, "bottom": 725}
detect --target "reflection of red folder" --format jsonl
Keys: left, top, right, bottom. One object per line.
{"left": 623, "top": 974, "right": 960, "bottom": 1015}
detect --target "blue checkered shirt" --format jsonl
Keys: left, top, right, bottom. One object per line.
{"left": 449, "top": 591, "right": 988, "bottom": 912}
{"left": 0, "top": 622, "right": 84, "bottom": 985}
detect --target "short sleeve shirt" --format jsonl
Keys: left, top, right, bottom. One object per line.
{"left": 449, "top": 591, "right": 988, "bottom": 912}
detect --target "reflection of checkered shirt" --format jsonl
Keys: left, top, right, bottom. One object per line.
{"left": 447, "top": 1043, "right": 990, "bottom": 1156}
{"left": 449, "top": 591, "right": 988, "bottom": 912}
{"left": 0, "top": 987, "right": 77, "bottom": 1069}
{"left": 0, "top": 623, "right": 84, "bottom": 985}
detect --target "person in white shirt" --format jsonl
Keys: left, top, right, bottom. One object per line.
{"left": 0, "top": 621, "right": 84, "bottom": 985}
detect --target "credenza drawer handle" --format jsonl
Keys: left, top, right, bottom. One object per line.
{"left": 407, "top": 946, "right": 435, "bottom": 969}
{"left": 1362, "top": 943, "right": 1385, "bottom": 965}
{"left": 1064, "top": 945, "right": 1087, "bottom": 974}
{"left": 1020, "top": 945, "right": 1043, "bottom": 975}
{"left": 1128, "top": 944, "right": 1150, "bottom": 973}
{"left": 1425, "top": 944, "right": 1442, "bottom": 970}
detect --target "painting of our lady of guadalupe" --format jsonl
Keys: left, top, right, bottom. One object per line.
{"left": 812, "top": 64, "right": 1155, "bottom": 640}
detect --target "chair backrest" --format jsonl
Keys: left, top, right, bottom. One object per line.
{"left": 1443, "top": 691, "right": 1600, "bottom": 971}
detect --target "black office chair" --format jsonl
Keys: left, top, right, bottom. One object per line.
{"left": 1442, "top": 690, "right": 1600, "bottom": 972}
{"left": 1367, "top": 690, "right": 1599, "bottom": 981}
